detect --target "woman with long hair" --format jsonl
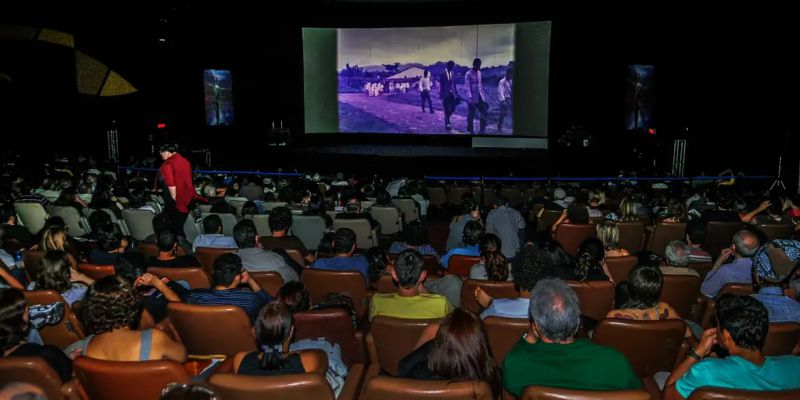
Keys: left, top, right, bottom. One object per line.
{"left": 27, "top": 250, "right": 93, "bottom": 306}
{"left": 470, "top": 234, "right": 511, "bottom": 281}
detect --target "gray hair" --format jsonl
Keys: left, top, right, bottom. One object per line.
{"left": 733, "top": 230, "right": 759, "bottom": 257}
{"left": 529, "top": 278, "right": 581, "bottom": 342}
{"left": 665, "top": 240, "right": 690, "bottom": 267}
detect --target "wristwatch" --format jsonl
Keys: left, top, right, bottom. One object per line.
{"left": 687, "top": 346, "right": 703, "bottom": 361}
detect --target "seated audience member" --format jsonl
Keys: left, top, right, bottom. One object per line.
{"left": 27, "top": 250, "right": 93, "bottom": 306}
{"left": 142, "top": 213, "right": 173, "bottom": 244}
{"left": 750, "top": 240, "right": 800, "bottom": 323}
{"left": 259, "top": 207, "right": 314, "bottom": 264}
{"left": 147, "top": 230, "right": 201, "bottom": 268}
{"left": 502, "top": 279, "right": 642, "bottom": 397}
{"left": 54, "top": 186, "right": 88, "bottom": 215}
{"left": 486, "top": 197, "right": 527, "bottom": 260}
{"left": 64, "top": 276, "right": 187, "bottom": 362}
{"left": 277, "top": 281, "right": 311, "bottom": 314}
{"left": 540, "top": 187, "right": 570, "bottom": 211}
{"left": 596, "top": 221, "right": 629, "bottom": 258}
{"left": 114, "top": 251, "right": 189, "bottom": 325}
{"left": 446, "top": 199, "right": 481, "bottom": 251}
{"left": 365, "top": 247, "right": 390, "bottom": 283}
{"left": 311, "top": 228, "right": 369, "bottom": 284}
{"left": 694, "top": 190, "right": 741, "bottom": 223}
{"left": 304, "top": 195, "right": 333, "bottom": 228}
{"left": 701, "top": 230, "right": 759, "bottom": 297}
{"left": 607, "top": 197, "right": 640, "bottom": 223}
{"left": 661, "top": 199, "right": 688, "bottom": 223}
{"left": 388, "top": 220, "right": 439, "bottom": 259}
{"left": 555, "top": 237, "right": 611, "bottom": 282}
{"left": 87, "top": 223, "right": 128, "bottom": 265}
{"left": 661, "top": 240, "right": 701, "bottom": 278}
{"left": 234, "top": 220, "right": 298, "bottom": 283}
{"left": 370, "top": 250, "right": 452, "bottom": 320}
{"left": 37, "top": 224, "right": 79, "bottom": 270}
{"left": 476, "top": 246, "right": 556, "bottom": 319}
{"left": 685, "top": 221, "right": 713, "bottom": 263}
{"left": 441, "top": 220, "right": 484, "bottom": 269}
{"left": 664, "top": 294, "right": 800, "bottom": 399}
{"left": 0, "top": 288, "right": 72, "bottom": 382}
{"left": 398, "top": 308, "right": 502, "bottom": 399}
{"left": 551, "top": 200, "right": 591, "bottom": 233}
{"left": 740, "top": 198, "right": 790, "bottom": 225}
{"left": 0, "top": 203, "right": 32, "bottom": 246}
{"left": 335, "top": 198, "right": 378, "bottom": 229}
{"left": 470, "top": 233, "right": 512, "bottom": 281}
{"left": 405, "top": 182, "right": 429, "bottom": 219}
{"left": 192, "top": 214, "right": 237, "bottom": 252}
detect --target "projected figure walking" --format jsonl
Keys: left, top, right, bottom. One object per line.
{"left": 464, "top": 58, "right": 488, "bottom": 134}
{"left": 497, "top": 67, "right": 513, "bottom": 132}
{"left": 439, "top": 60, "right": 458, "bottom": 132}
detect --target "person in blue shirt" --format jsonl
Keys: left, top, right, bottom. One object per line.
{"left": 192, "top": 214, "right": 237, "bottom": 252}
{"left": 750, "top": 239, "right": 800, "bottom": 323}
{"left": 441, "top": 220, "right": 483, "bottom": 269}
{"left": 664, "top": 294, "right": 800, "bottom": 399}
{"left": 311, "top": 228, "right": 369, "bottom": 284}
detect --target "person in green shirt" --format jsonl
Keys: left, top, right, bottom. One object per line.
{"left": 664, "top": 294, "right": 800, "bottom": 399}
{"left": 502, "top": 278, "right": 642, "bottom": 397}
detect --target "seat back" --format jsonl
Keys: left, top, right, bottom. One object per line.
{"left": 167, "top": 302, "right": 257, "bottom": 356}
{"left": 447, "top": 187, "right": 470, "bottom": 206}
{"left": 461, "top": 280, "right": 519, "bottom": 313}
{"left": 23, "top": 290, "right": 84, "bottom": 349}
{"left": 209, "top": 372, "right": 334, "bottom": 400}
{"left": 447, "top": 254, "right": 481, "bottom": 277}
{"left": 294, "top": 308, "right": 365, "bottom": 367}
{"left": 14, "top": 202, "right": 48, "bottom": 235}
{"left": 47, "top": 206, "right": 90, "bottom": 237}
{"left": 427, "top": 187, "right": 447, "bottom": 208}
{"left": 194, "top": 247, "right": 235, "bottom": 276}
{"left": 617, "top": 222, "right": 646, "bottom": 254}
{"left": 147, "top": 266, "right": 211, "bottom": 289}
{"left": 291, "top": 216, "right": 327, "bottom": 250}
{"left": 660, "top": 274, "right": 702, "bottom": 318}
{"left": 592, "top": 318, "right": 686, "bottom": 376}
{"left": 333, "top": 218, "right": 378, "bottom": 249}
{"left": 554, "top": 224, "right": 596, "bottom": 256}
{"left": 238, "top": 185, "right": 265, "bottom": 202}
{"left": 687, "top": 387, "right": 800, "bottom": 400}
{"left": 763, "top": 322, "right": 800, "bottom": 356}
{"left": 689, "top": 262, "right": 714, "bottom": 280}
{"left": 248, "top": 271, "right": 284, "bottom": 297}
{"left": 367, "top": 316, "right": 441, "bottom": 376}
{"left": 484, "top": 316, "right": 530, "bottom": 365}
{"left": 719, "top": 282, "right": 754, "bottom": 297}
{"left": 251, "top": 214, "right": 272, "bottom": 236}
{"left": 302, "top": 268, "right": 369, "bottom": 319}
{"left": 121, "top": 209, "right": 156, "bottom": 241}
{"left": 566, "top": 280, "right": 615, "bottom": 323}
{"left": 647, "top": 223, "right": 687, "bottom": 255}
{"left": 224, "top": 197, "right": 249, "bottom": 216}
{"left": 197, "top": 204, "right": 213, "bottom": 214}
{"left": 704, "top": 221, "right": 743, "bottom": 259}
{"left": 605, "top": 255, "right": 639, "bottom": 284}
{"left": 183, "top": 216, "right": 202, "bottom": 243}
{"left": 77, "top": 263, "right": 115, "bottom": 281}
{"left": 376, "top": 274, "right": 397, "bottom": 293}
{"left": 201, "top": 213, "right": 238, "bottom": 236}
{"left": 135, "top": 242, "right": 160, "bottom": 259}
{"left": 0, "top": 357, "right": 66, "bottom": 400}
{"left": 371, "top": 207, "right": 403, "bottom": 236}
{"left": 537, "top": 210, "right": 563, "bottom": 233}
{"left": 522, "top": 386, "right": 650, "bottom": 400}
{"left": 263, "top": 201, "right": 288, "bottom": 211}
{"left": 757, "top": 224, "right": 794, "bottom": 241}
{"left": 392, "top": 198, "right": 419, "bottom": 222}
{"left": 362, "top": 376, "right": 494, "bottom": 400}
{"left": 74, "top": 356, "right": 189, "bottom": 400}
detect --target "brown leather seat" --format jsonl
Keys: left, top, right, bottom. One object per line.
{"left": 167, "top": 302, "right": 257, "bottom": 356}
{"left": 361, "top": 376, "right": 494, "bottom": 400}
{"left": 618, "top": 222, "right": 646, "bottom": 254}
{"left": 763, "top": 322, "right": 800, "bottom": 356}
{"left": 592, "top": 318, "right": 686, "bottom": 377}
{"left": 757, "top": 224, "right": 794, "bottom": 241}
{"left": 77, "top": 263, "right": 115, "bottom": 281}
{"left": 484, "top": 316, "right": 530, "bottom": 365}
{"left": 660, "top": 274, "right": 702, "bottom": 319}
{"left": 294, "top": 308, "right": 366, "bottom": 367}
{"left": 555, "top": 224, "right": 597, "bottom": 256}
{"left": 23, "top": 290, "right": 85, "bottom": 349}
{"left": 376, "top": 274, "right": 397, "bottom": 293}
{"left": 0, "top": 357, "right": 69, "bottom": 400}
{"left": 286, "top": 248, "right": 306, "bottom": 267}
{"left": 605, "top": 255, "right": 639, "bottom": 283}
{"left": 23, "top": 249, "right": 44, "bottom": 280}
{"left": 647, "top": 223, "right": 687, "bottom": 255}
{"left": 687, "top": 387, "right": 800, "bottom": 400}
{"left": 194, "top": 247, "right": 235, "bottom": 276}
{"left": 302, "top": 268, "right": 369, "bottom": 319}
{"left": 367, "top": 316, "right": 441, "bottom": 376}
{"left": 422, "top": 255, "right": 442, "bottom": 276}
{"left": 521, "top": 385, "right": 650, "bottom": 400}
{"left": 136, "top": 242, "right": 189, "bottom": 259}
{"left": 147, "top": 266, "right": 211, "bottom": 289}
{"left": 209, "top": 372, "right": 335, "bottom": 400}
{"left": 689, "top": 262, "right": 713, "bottom": 281}
{"left": 704, "top": 222, "right": 743, "bottom": 259}
{"left": 719, "top": 282, "right": 754, "bottom": 296}
{"left": 538, "top": 210, "right": 563, "bottom": 233}
{"left": 461, "top": 279, "right": 519, "bottom": 313}
{"left": 447, "top": 254, "right": 481, "bottom": 277}
{"left": 248, "top": 270, "right": 284, "bottom": 298}
{"left": 73, "top": 356, "right": 189, "bottom": 400}
{"left": 566, "top": 280, "right": 615, "bottom": 323}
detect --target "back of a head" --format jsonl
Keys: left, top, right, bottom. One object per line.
{"left": 159, "top": 142, "right": 179, "bottom": 154}
{"left": 211, "top": 253, "right": 242, "bottom": 287}
{"left": 566, "top": 201, "right": 589, "bottom": 224}
{"left": 37, "top": 250, "right": 71, "bottom": 292}
{"left": 268, "top": 207, "right": 293, "bottom": 233}
{"left": 596, "top": 221, "right": 620, "bottom": 249}
{"left": 394, "top": 249, "right": 424, "bottom": 288}
{"left": 152, "top": 213, "right": 173, "bottom": 234}
{"left": 664, "top": 240, "right": 690, "bottom": 267}
{"left": 574, "top": 237, "right": 605, "bottom": 280}
{"left": 685, "top": 221, "right": 706, "bottom": 245}
{"left": 480, "top": 234, "right": 509, "bottom": 281}
{"left": 365, "top": 246, "right": 389, "bottom": 282}
{"left": 462, "top": 220, "right": 484, "bottom": 247}
{"left": 255, "top": 302, "right": 294, "bottom": 369}
{"left": 88, "top": 210, "right": 112, "bottom": 233}
{"left": 83, "top": 275, "right": 140, "bottom": 335}
{"left": 625, "top": 265, "right": 663, "bottom": 309}
{"left": 513, "top": 246, "right": 556, "bottom": 292}
{"left": 344, "top": 200, "right": 360, "bottom": 214}
{"left": 715, "top": 294, "right": 769, "bottom": 351}
{"left": 0, "top": 288, "right": 26, "bottom": 352}
{"left": 529, "top": 279, "right": 581, "bottom": 342}
{"left": 201, "top": 183, "right": 217, "bottom": 198}
{"left": 241, "top": 201, "right": 258, "bottom": 217}
{"left": 278, "top": 281, "right": 310, "bottom": 313}
{"left": 233, "top": 220, "right": 257, "bottom": 248}
{"left": 461, "top": 198, "right": 478, "bottom": 215}
{"left": 40, "top": 225, "right": 67, "bottom": 252}
{"left": 114, "top": 251, "right": 147, "bottom": 285}
{"left": 160, "top": 383, "right": 220, "bottom": 400}
{"left": 332, "top": 228, "right": 356, "bottom": 254}
{"left": 376, "top": 190, "right": 392, "bottom": 206}
{"left": 619, "top": 197, "right": 638, "bottom": 222}
{"left": 96, "top": 223, "right": 122, "bottom": 252}
{"left": 404, "top": 220, "right": 428, "bottom": 246}
{"left": 733, "top": 230, "right": 760, "bottom": 257}
{"left": 202, "top": 214, "right": 223, "bottom": 235}
{"left": 157, "top": 229, "right": 177, "bottom": 252}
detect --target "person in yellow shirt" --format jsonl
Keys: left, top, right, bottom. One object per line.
{"left": 370, "top": 249, "right": 453, "bottom": 320}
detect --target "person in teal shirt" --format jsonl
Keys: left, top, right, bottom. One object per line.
{"left": 665, "top": 294, "right": 800, "bottom": 399}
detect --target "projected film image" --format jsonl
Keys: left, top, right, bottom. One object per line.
{"left": 337, "top": 24, "right": 515, "bottom": 135}
{"left": 204, "top": 69, "right": 234, "bottom": 126}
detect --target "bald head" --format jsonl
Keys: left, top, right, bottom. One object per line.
{"left": 732, "top": 230, "right": 759, "bottom": 258}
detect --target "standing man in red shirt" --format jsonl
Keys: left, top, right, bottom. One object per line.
{"left": 158, "top": 142, "right": 204, "bottom": 237}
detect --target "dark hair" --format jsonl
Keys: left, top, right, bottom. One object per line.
{"left": 241, "top": 201, "right": 259, "bottom": 218}
{"left": 403, "top": 220, "right": 428, "bottom": 247}
{"left": 428, "top": 308, "right": 501, "bottom": 399}
{"left": 160, "top": 383, "right": 220, "bottom": 400}
{"left": 96, "top": 223, "right": 122, "bottom": 252}
{"left": 462, "top": 221, "right": 484, "bottom": 247}
{"left": 480, "top": 234, "right": 509, "bottom": 281}
{"left": 152, "top": 213, "right": 172, "bottom": 234}
{"left": 159, "top": 142, "right": 178, "bottom": 153}
{"left": 82, "top": 276, "right": 141, "bottom": 334}
{"left": 0, "top": 288, "right": 26, "bottom": 351}
{"left": 505, "top": 67, "right": 514, "bottom": 77}
{"left": 211, "top": 253, "right": 243, "bottom": 287}
{"left": 114, "top": 251, "right": 147, "bottom": 285}
{"left": 513, "top": 246, "right": 556, "bottom": 292}
{"left": 446, "top": 60, "right": 455, "bottom": 69}
{"left": 461, "top": 198, "right": 479, "bottom": 215}
{"left": 376, "top": 190, "right": 392, "bottom": 206}
{"left": 233, "top": 220, "right": 258, "bottom": 248}
{"left": 268, "top": 207, "right": 293, "bottom": 233}
{"left": 685, "top": 221, "right": 706, "bottom": 245}
{"left": 365, "top": 247, "right": 389, "bottom": 282}
{"left": 278, "top": 281, "right": 310, "bottom": 313}
{"left": 332, "top": 228, "right": 356, "bottom": 254}
{"left": 716, "top": 294, "right": 769, "bottom": 351}
{"left": 202, "top": 214, "right": 223, "bottom": 234}
{"left": 88, "top": 210, "right": 112, "bottom": 233}
{"left": 157, "top": 229, "right": 177, "bottom": 252}
{"left": 472, "top": 58, "right": 481, "bottom": 68}
{"left": 665, "top": 200, "right": 687, "bottom": 222}
{"left": 566, "top": 201, "right": 590, "bottom": 224}
{"left": 0, "top": 203, "right": 16, "bottom": 223}
{"left": 394, "top": 249, "right": 424, "bottom": 288}
{"left": 316, "top": 232, "right": 335, "bottom": 254}
{"left": 624, "top": 265, "right": 663, "bottom": 309}
{"left": 254, "top": 302, "right": 294, "bottom": 370}
{"left": 574, "top": 237, "right": 605, "bottom": 281}
{"left": 36, "top": 250, "right": 71, "bottom": 293}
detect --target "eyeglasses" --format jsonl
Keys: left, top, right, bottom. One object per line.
{"left": 160, "top": 383, "right": 220, "bottom": 400}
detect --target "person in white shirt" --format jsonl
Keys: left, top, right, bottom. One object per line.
{"left": 419, "top": 71, "right": 434, "bottom": 113}
{"left": 497, "top": 68, "right": 513, "bottom": 132}
{"left": 192, "top": 214, "right": 238, "bottom": 252}
{"left": 389, "top": 81, "right": 395, "bottom": 94}
{"left": 464, "top": 58, "right": 487, "bottom": 134}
